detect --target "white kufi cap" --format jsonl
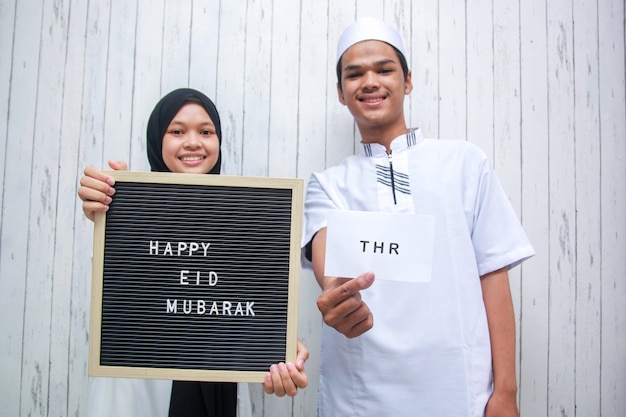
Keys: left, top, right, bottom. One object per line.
{"left": 336, "top": 17, "right": 406, "bottom": 64}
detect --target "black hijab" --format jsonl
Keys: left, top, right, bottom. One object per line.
{"left": 146, "top": 88, "right": 222, "bottom": 174}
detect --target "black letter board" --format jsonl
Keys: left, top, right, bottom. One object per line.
{"left": 88, "top": 171, "right": 302, "bottom": 383}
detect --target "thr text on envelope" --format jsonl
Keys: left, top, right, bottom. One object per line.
{"left": 324, "top": 210, "right": 435, "bottom": 283}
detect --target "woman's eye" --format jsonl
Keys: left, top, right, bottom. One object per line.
{"left": 201, "top": 130, "right": 213, "bottom": 135}
{"left": 171, "top": 129, "right": 183, "bottom": 135}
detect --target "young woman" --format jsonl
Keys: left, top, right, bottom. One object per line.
{"left": 79, "top": 88, "right": 308, "bottom": 417}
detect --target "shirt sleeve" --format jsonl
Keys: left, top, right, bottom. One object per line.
{"left": 471, "top": 158, "right": 535, "bottom": 276}
{"left": 300, "top": 172, "right": 338, "bottom": 270}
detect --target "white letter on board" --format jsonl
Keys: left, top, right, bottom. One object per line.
{"left": 202, "top": 242, "right": 211, "bottom": 256}
{"left": 209, "top": 302, "right": 219, "bottom": 315}
{"left": 166, "top": 299, "right": 177, "bottom": 313}
{"left": 234, "top": 302, "right": 244, "bottom": 316}
{"left": 197, "top": 300, "right": 206, "bottom": 314}
{"left": 222, "top": 301, "right": 232, "bottom": 316}
{"left": 177, "top": 242, "right": 188, "bottom": 257}
{"left": 208, "top": 271, "right": 218, "bottom": 286}
{"left": 246, "top": 301, "right": 255, "bottom": 316}
{"left": 180, "top": 270, "right": 189, "bottom": 285}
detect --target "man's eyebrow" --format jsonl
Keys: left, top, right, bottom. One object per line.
{"left": 343, "top": 59, "right": 397, "bottom": 72}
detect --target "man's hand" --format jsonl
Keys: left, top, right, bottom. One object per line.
{"left": 316, "top": 271, "right": 375, "bottom": 338}
{"left": 484, "top": 389, "right": 519, "bottom": 417}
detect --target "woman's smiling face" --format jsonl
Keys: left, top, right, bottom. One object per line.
{"left": 161, "top": 101, "right": 220, "bottom": 174}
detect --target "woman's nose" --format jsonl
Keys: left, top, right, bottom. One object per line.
{"left": 184, "top": 133, "right": 201, "bottom": 148}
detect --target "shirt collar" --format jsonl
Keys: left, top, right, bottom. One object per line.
{"left": 360, "top": 128, "right": 424, "bottom": 157}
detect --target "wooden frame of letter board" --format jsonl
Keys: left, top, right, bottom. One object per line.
{"left": 89, "top": 171, "right": 302, "bottom": 383}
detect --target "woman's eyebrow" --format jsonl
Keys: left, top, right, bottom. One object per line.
{"left": 168, "top": 120, "right": 215, "bottom": 128}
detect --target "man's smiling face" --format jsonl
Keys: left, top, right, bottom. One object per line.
{"left": 337, "top": 40, "right": 412, "bottom": 141}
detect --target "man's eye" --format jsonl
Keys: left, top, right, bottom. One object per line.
{"left": 346, "top": 72, "right": 360, "bottom": 79}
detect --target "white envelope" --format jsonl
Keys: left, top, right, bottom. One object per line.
{"left": 324, "top": 210, "right": 435, "bottom": 283}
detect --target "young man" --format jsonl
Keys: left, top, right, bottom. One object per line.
{"left": 301, "top": 17, "right": 534, "bottom": 417}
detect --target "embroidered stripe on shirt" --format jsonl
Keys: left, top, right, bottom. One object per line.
{"left": 376, "top": 165, "right": 411, "bottom": 195}
{"left": 406, "top": 129, "right": 418, "bottom": 146}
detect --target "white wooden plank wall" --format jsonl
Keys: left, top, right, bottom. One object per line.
{"left": 1, "top": 0, "right": 624, "bottom": 416}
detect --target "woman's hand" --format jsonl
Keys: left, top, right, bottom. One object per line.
{"left": 263, "top": 339, "right": 309, "bottom": 397}
{"left": 77, "top": 160, "right": 127, "bottom": 221}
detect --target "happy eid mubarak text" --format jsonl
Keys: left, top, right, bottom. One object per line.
{"left": 149, "top": 240, "right": 256, "bottom": 317}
